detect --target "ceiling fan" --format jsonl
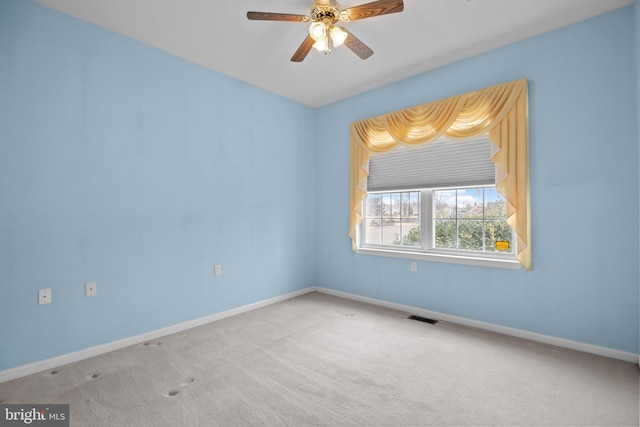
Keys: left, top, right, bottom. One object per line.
{"left": 247, "top": 0, "right": 404, "bottom": 62}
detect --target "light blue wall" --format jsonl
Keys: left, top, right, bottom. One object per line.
{"left": 315, "top": 7, "right": 640, "bottom": 354}
{"left": 0, "top": 0, "right": 315, "bottom": 370}
{"left": 636, "top": 2, "right": 640, "bottom": 359}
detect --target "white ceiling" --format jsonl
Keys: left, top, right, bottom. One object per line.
{"left": 37, "top": 0, "right": 633, "bottom": 108}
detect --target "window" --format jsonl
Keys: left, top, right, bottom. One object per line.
{"left": 357, "top": 136, "right": 519, "bottom": 269}
{"left": 364, "top": 191, "right": 421, "bottom": 247}
{"left": 350, "top": 79, "right": 531, "bottom": 270}
{"left": 433, "top": 187, "right": 512, "bottom": 254}
{"left": 361, "top": 186, "right": 514, "bottom": 260}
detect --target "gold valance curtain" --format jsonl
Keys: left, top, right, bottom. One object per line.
{"left": 349, "top": 78, "right": 531, "bottom": 270}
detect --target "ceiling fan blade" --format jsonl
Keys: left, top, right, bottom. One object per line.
{"left": 247, "top": 11, "right": 309, "bottom": 22}
{"left": 291, "top": 35, "right": 315, "bottom": 62}
{"left": 342, "top": 29, "right": 374, "bottom": 60}
{"left": 342, "top": 0, "right": 404, "bottom": 21}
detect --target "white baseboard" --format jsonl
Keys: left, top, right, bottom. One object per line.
{"left": 0, "top": 287, "right": 314, "bottom": 383}
{"left": 313, "top": 287, "right": 640, "bottom": 364}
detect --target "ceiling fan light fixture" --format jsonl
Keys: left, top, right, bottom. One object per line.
{"left": 313, "top": 38, "right": 329, "bottom": 52}
{"left": 309, "top": 21, "right": 326, "bottom": 42}
{"left": 329, "top": 26, "right": 348, "bottom": 47}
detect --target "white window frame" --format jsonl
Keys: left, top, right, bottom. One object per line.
{"left": 357, "top": 186, "right": 521, "bottom": 270}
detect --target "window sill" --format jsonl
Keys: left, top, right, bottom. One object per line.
{"left": 356, "top": 247, "right": 522, "bottom": 270}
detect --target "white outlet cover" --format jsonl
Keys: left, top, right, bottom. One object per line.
{"left": 38, "top": 288, "right": 51, "bottom": 305}
{"left": 85, "top": 282, "right": 97, "bottom": 297}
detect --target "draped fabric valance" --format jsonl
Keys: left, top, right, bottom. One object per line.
{"left": 349, "top": 79, "right": 531, "bottom": 270}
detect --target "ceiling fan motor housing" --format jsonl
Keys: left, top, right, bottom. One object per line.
{"left": 311, "top": 0, "right": 349, "bottom": 23}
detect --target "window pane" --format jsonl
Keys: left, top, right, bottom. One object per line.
{"left": 389, "top": 193, "right": 401, "bottom": 217}
{"left": 400, "top": 220, "right": 421, "bottom": 246}
{"left": 485, "top": 187, "right": 507, "bottom": 220}
{"left": 402, "top": 192, "right": 420, "bottom": 218}
{"left": 430, "top": 186, "right": 515, "bottom": 254}
{"left": 363, "top": 191, "right": 423, "bottom": 249}
{"left": 457, "top": 188, "right": 483, "bottom": 219}
{"left": 382, "top": 220, "right": 401, "bottom": 246}
{"left": 365, "top": 219, "right": 381, "bottom": 245}
{"left": 434, "top": 190, "right": 455, "bottom": 218}
{"left": 366, "top": 194, "right": 383, "bottom": 219}
{"left": 434, "top": 219, "right": 456, "bottom": 249}
{"left": 485, "top": 220, "right": 513, "bottom": 253}
{"left": 458, "top": 220, "right": 483, "bottom": 250}
{"left": 409, "top": 191, "right": 421, "bottom": 219}
{"left": 400, "top": 192, "right": 417, "bottom": 218}
{"left": 382, "top": 194, "right": 392, "bottom": 218}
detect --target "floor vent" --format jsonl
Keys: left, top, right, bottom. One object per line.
{"left": 408, "top": 315, "right": 438, "bottom": 325}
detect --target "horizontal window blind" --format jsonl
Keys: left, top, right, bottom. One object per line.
{"left": 367, "top": 136, "right": 495, "bottom": 192}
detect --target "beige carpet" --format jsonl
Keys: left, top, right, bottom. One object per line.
{"left": 1, "top": 292, "right": 638, "bottom": 426}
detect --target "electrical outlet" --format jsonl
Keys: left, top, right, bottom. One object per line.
{"left": 214, "top": 265, "right": 222, "bottom": 276}
{"left": 38, "top": 288, "right": 51, "bottom": 305}
{"left": 411, "top": 261, "right": 417, "bottom": 272}
{"left": 85, "top": 282, "right": 97, "bottom": 297}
